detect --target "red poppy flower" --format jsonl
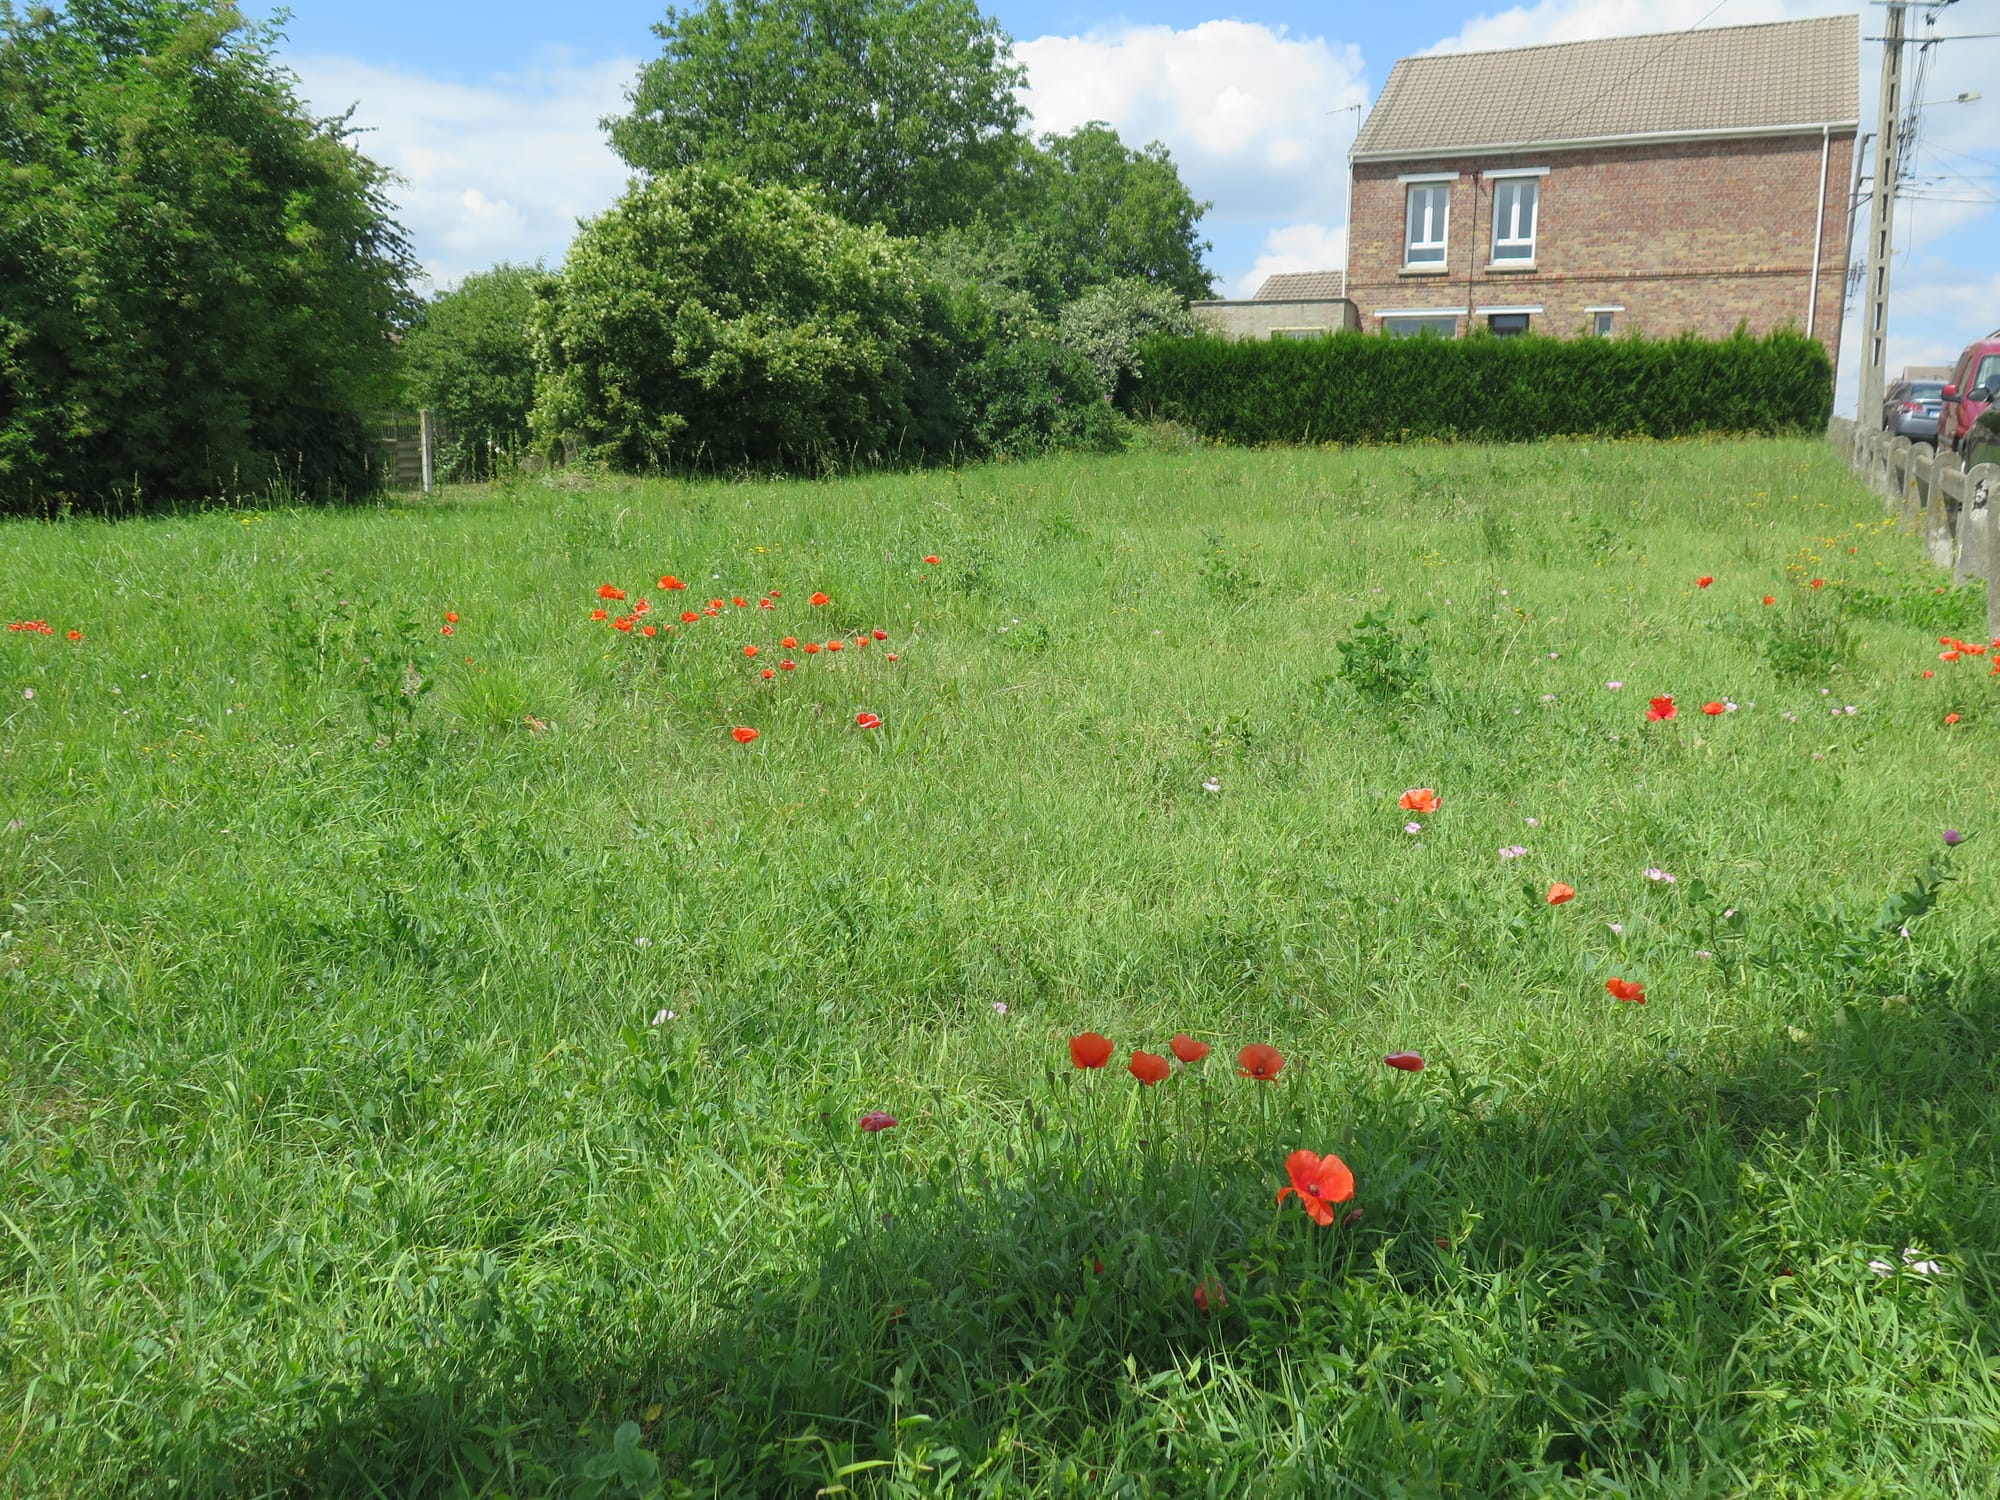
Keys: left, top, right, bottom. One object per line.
{"left": 1169, "top": 1033, "right": 1209, "bottom": 1064}
{"left": 1696, "top": 576, "right": 1713, "bottom": 589}
{"left": 885, "top": 653, "right": 898, "bottom": 661}
{"left": 1606, "top": 977, "right": 1647, "bottom": 1003}
{"left": 642, "top": 625, "right": 657, "bottom": 637}
{"left": 923, "top": 555, "right": 941, "bottom": 566}
{"left": 872, "top": 629, "right": 889, "bottom": 641}
{"left": 1275, "top": 1150, "right": 1355, "bottom": 1225}
{"left": 759, "top": 599, "right": 775, "bottom": 610}
{"left": 1646, "top": 696, "right": 1677, "bottom": 721}
{"left": 703, "top": 605, "right": 721, "bottom": 616}
{"left": 591, "top": 609, "right": 608, "bottom": 621}
{"left": 781, "top": 636, "right": 798, "bottom": 648}
{"left": 708, "top": 599, "right": 724, "bottom": 610}
{"left": 826, "top": 640, "right": 844, "bottom": 652}
{"left": 681, "top": 611, "right": 700, "bottom": 623}
{"left": 859, "top": 1110, "right": 897, "bottom": 1132}
{"left": 1384, "top": 1052, "right": 1425, "bottom": 1072}
{"left": 731, "top": 726, "right": 759, "bottom": 744}
{"left": 1069, "top": 1032, "right": 1114, "bottom": 1069}
{"left": 1547, "top": 882, "right": 1577, "bottom": 905}
{"left": 444, "top": 612, "right": 460, "bottom": 623}
{"left": 1701, "top": 701, "right": 1725, "bottom": 715}
{"left": 810, "top": 592, "right": 831, "bottom": 606}
{"left": 780, "top": 660, "right": 797, "bottom": 671}
{"left": 1941, "top": 650, "right": 1960, "bottom": 662}
{"left": 1398, "top": 788, "right": 1440, "bottom": 814}
{"left": 612, "top": 617, "right": 633, "bottom": 633}
{"left": 1923, "top": 670, "right": 1935, "bottom": 678}
{"left": 803, "top": 643, "right": 821, "bottom": 654}
{"left": 1763, "top": 595, "right": 1776, "bottom": 606}
{"left": 660, "top": 575, "right": 686, "bottom": 590}
{"left": 66, "top": 629, "right": 82, "bottom": 641}
{"left": 855, "top": 712, "right": 882, "bottom": 729}
{"left": 760, "top": 667, "right": 775, "bottom": 679}
{"left": 597, "top": 584, "right": 625, "bottom": 600}
{"left": 732, "top": 596, "right": 747, "bottom": 608}
{"left": 1945, "top": 712, "right": 1960, "bottom": 725}
{"left": 1237, "top": 1043, "right": 1285, "bottom": 1080}
{"left": 1192, "top": 1279, "right": 1225, "bottom": 1315}
{"left": 743, "top": 645, "right": 759, "bottom": 657}
{"left": 1809, "top": 578, "right": 1825, "bottom": 590}
{"left": 440, "top": 624, "right": 455, "bottom": 636}
{"left": 1128, "top": 1049, "right": 1171, "bottom": 1085}
{"left": 767, "top": 590, "right": 782, "bottom": 598}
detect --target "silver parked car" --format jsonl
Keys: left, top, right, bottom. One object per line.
{"left": 1882, "top": 379, "right": 1945, "bottom": 441}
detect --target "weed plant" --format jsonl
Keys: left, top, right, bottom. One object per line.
{"left": 2, "top": 439, "right": 1997, "bottom": 1496}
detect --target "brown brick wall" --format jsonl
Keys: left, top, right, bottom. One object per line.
{"left": 1346, "top": 133, "right": 1854, "bottom": 361}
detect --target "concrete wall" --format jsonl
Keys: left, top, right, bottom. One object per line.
{"left": 1347, "top": 132, "right": 1854, "bottom": 359}
{"left": 1191, "top": 298, "right": 1361, "bottom": 341}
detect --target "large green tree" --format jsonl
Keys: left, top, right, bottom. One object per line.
{"left": 400, "top": 263, "right": 542, "bottom": 478}
{"left": 0, "top": 0, "right": 417, "bottom": 513}
{"left": 604, "top": 0, "right": 1025, "bottom": 238}
{"left": 529, "top": 165, "right": 957, "bottom": 469}
{"left": 1016, "top": 123, "right": 1213, "bottom": 303}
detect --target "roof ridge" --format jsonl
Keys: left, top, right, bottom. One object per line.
{"left": 1411, "top": 13, "right": 1853, "bottom": 67}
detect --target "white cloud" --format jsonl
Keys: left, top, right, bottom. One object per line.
{"left": 1429, "top": 0, "right": 1851, "bottom": 54}
{"left": 1226, "top": 224, "right": 1350, "bottom": 298}
{"left": 1017, "top": 22, "right": 1366, "bottom": 225}
{"left": 287, "top": 51, "right": 638, "bottom": 289}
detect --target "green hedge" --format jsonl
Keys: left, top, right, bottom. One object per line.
{"left": 1120, "top": 328, "right": 1832, "bottom": 445}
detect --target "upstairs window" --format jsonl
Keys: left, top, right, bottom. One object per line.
{"left": 1405, "top": 183, "right": 1449, "bottom": 266}
{"left": 1491, "top": 178, "right": 1538, "bottom": 263}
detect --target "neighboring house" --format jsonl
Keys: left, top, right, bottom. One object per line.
{"left": 1346, "top": 16, "right": 1857, "bottom": 357}
{"left": 1192, "top": 271, "right": 1360, "bottom": 341}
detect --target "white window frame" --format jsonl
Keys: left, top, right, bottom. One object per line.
{"left": 1489, "top": 176, "right": 1539, "bottom": 264}
{"left": 1585, "top": 303, "right": 1624, "bottom": 337}
{"left": 1403, "top": 181, "right": 1451, "bottom": 268}
{"left": 1379, "top": 314, "right": 1460, "bottom": 339}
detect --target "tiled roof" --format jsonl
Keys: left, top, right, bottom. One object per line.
{"left": 1251, "top": 271, "right": 1346, "bottom": 300}
{"left": 1354, "top": 15, "right": 1858, "bottom": 159}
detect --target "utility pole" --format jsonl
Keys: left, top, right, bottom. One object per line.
{"left": 1857, "top": 2, "right": 1907, "bottom": 428}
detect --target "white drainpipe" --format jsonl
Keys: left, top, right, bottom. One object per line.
{"left": 1807, "top": 124, "right": 1831, "bottom": 339}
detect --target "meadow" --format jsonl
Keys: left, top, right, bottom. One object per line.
{"left": 3, "top": 436, "right": 1998, "bottom": 1497}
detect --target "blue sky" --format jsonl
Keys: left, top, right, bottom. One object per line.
{"left": 252, "top": 0, "right": 2000, "bottom": 415}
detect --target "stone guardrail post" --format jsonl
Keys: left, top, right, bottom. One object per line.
{"left": 1926, "top": 456, "right": 1958, "bottom": 569}
{"left": 1892, "top": 438, "right": 1917, "bottom": 530}
{"left": 1962, "top": 463, "right": 1998, "bottom": 637}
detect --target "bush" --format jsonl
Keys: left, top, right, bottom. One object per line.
{"left": 400, "top": 264, "right": 544, "bottom": 479}
{"left": 955, "top": 338, "right": 1126, "bottom": 458}
{"left": 529, "top": 167, "right": 957, "bottom": 471}
{"left": 1120, "top": 328, "right": 1832, "bottom": 445}
{"left": 0, "top": 1, "right": 416, "bottom": 514}
{"left": 1056, "top": 277, "right": 1196, "bottom": 399}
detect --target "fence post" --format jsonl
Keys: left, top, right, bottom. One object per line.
{"left": 420, "top": 408, "right": 435, "bottom": 495}
{"left": 1962, "top": 464, "right": 1999, "bottom": 637}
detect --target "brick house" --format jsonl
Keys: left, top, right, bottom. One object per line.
{"left": 1191, "top": 271, "right": 1360, "bottom": 340}
{"left": 1345, "top": 16, "right": 1857, "bottom": 357}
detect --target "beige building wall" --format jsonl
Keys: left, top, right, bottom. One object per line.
{"left": 1191, "top": 299, "right": 1361, "bottom": 341}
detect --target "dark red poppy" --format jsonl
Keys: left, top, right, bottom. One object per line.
{"left": 1696, "top": 576, "right": 1713, "bottom": 589}
{"left": 1169, "top": 1033, "right": 1209, "bottom": 1064}
{"left": 1384, "top": 1052, "right": 1425, "bottom": 1072}
{"left": 1192, "top": 1279, "right": 1225, "bottom": 1315}
{"left": 855, "top": 712, "right": 882, "bottom": 729}
{"left": 1646, "top": 696, "right": 1677, "bottom": 721}
{"left": 760, "top": 667, "right": 775, "bottom": 679}
{"left": 758, "top": 599, "right": 774, "bottom": 609}
{"left": 1128, "top": 1050, "right": 1171, "bottom": 1085}
{"left": 859, "top": 1110, "right": 897, "bottom": 1132}
{"left": 1069, "top": 1032, "right": 1114, "bottom": 1068}
{"left": 1237, "top": 1043, "right": 1284, "bottom": 1080}
{"left": 872, "top": 629, "right": 889, "bottom": 641}
{"left": 1276, "top": 1150, "right": 1355, "bottom": 1225}
{"left": 780, "top": 660, "right": 797, "bottom": 671}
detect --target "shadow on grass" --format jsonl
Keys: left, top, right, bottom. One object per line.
{"left": 253, "top": 956, "right": 2000, "bottom": 1498}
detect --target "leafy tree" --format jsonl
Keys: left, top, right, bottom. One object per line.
{"left": 400, "top": 264, "right": 543, "bottom": 478}
{"left": 0, "top": 0, "right": 417, "bottom": 513}
{"left": 1056, "top": 276, "right": 1197, "bottom": 399}
{"left": 605, "top": 0, "right": 1024, "bottom": 238}
{"left": 529, "top": 166, "right": 957, "bottom": 470}
{"left": 1016, "top": 124, "right": 1213, "bottom": 303}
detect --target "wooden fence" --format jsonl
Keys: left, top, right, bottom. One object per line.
{"left": 1829, "top": 417, "right": 1998, "bottom": 637}
{"left": 367, "top": 411, "right": 447, "bottom": 493}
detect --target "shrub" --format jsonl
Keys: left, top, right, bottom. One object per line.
{"left": 1121, "top": 328, "right": 1832, "bottom": 445}
{"left": 955, "top": 338, "right": 1125, "bottom": 458}
{"left": 528, "top": 167, "right": 957, "bottom": 471}
{"left": 399, "top": 264, "right": 544, "bottom": 479}
{"left": 1056, "top": 276, "right": 1196, "bottom": 399}
{"left": 0, "top": 1, "right": 416, "bottom": 514}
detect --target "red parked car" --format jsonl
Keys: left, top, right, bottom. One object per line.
{"left": 1938, "top": 329, "right": 2000, "bottom": 462}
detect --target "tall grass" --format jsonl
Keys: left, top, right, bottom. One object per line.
{"left": 1, "top": 438, "right": 1996, "bottom": 1496}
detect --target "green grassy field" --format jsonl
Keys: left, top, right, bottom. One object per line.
{"left": 4, "top": 437, "right": 1998, "bottom": 1497}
